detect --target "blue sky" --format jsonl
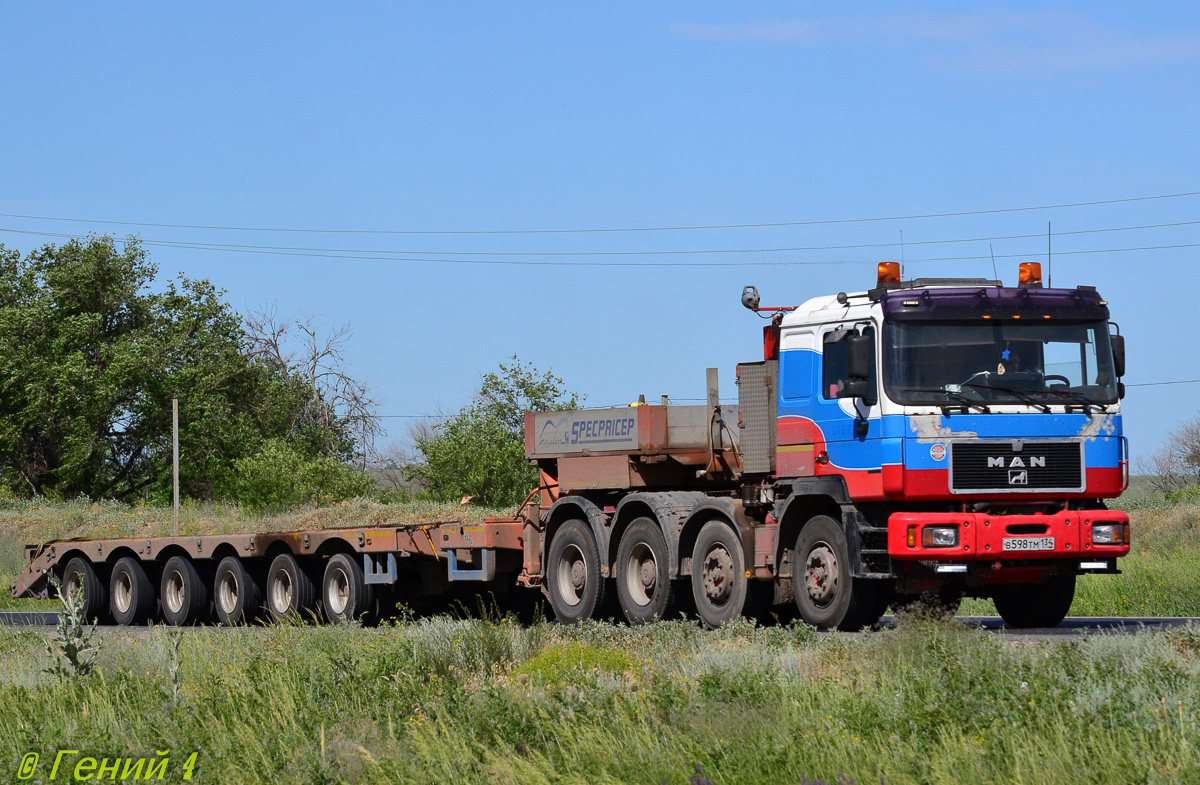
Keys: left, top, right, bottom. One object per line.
{"left": 1, "top": 3, "right": 1198, "bottom": 463}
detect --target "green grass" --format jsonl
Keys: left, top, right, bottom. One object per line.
{"left": 2, "top": 615, "right": 1199, "bottom": 784}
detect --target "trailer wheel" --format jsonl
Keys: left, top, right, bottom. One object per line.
{"left": 992, "top": 574, "right": 1075, "bottom": 629}
{"left": 322, "top": 553, "right": 374, "bottom": 624}
{"left": 616, "top": 518, "right": 677, "bottom": 625}
{"left": 61, "top": 556, "right": 109, "bottom": 623}
{"left": 546, "top": 519, "right": 607, "bottom": 624}
{"left": 793, "top": 515, "right": 883, "bottom": 631}
{"left": 109, "top": 556, "right": 156, "bottom": 626}
{"left": 267, "top": 553, "right": 319, "bottom": 623}
{"left": 691, "top": 520, "right": 748, "bottom": 629}
{"left": 160, "top": 555, "right": 209, "bottom": 626}
{"left": 213, "top": 556, "right": 263, "bottom": 626}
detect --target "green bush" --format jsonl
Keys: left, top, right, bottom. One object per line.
{"left": 1166, "top": 484, "right": 1200, "bottom": 505}
{"left": 232, "top": 439, "right": 374, "bottom": 512}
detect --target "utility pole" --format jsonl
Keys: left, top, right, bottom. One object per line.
{"left": 173, "top": 398, "right": 180, "bottom": 537}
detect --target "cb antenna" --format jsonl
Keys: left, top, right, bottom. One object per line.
{"left": 1047, "top": 221, "right": 1053, "bottom": 287}
{"left": 900, "top": 230, "right": 905, "bottom": 280}
{"left": 989, "top": 243, "right": 999, "bottom": 282}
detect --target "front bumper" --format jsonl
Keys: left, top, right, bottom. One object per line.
{"left": 887, "top": 510, "right": 1130, "bottom": 562}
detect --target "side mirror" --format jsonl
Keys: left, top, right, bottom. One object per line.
{"left": 1110, "top": 333, "right": 1125, "bottom": 378}
{"left": 846, "top": 333, "right": 872, "bottom": 380}
{"left": 837, "top": 378, "right": 869, "bottom": 398}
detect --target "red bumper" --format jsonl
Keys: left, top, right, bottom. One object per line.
{"left": 888, "top": 510, "right": 1130, "bottom": 561}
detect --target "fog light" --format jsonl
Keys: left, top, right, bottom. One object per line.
{"left": 922, "top": 526, "right": 959, "bottom": 548}
{"left": 1091, "top": 523, "right": 1121, "bottom": 545}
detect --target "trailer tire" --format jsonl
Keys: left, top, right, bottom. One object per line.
{"left": 322, "top": 553, "right": 374, "bottom": 624}
{"left": 616, "top": 518, "right": 677, "bottom": 625}
{"left": 546, "top": 519, "right": 608, "bottom": 624}
{"left": 793, "top": 515, "right": 883, "bottom": 631}
{"left": 109, "top": 556, "right": 156, "bottom": 626}
{"left": 213, "top": 556, "right": 263, "bottom": 626}
{"left": 61, "top": 556, "right": 108, "bottom": 623}
{"left": 993, "top": 574, "right": 1075, "bottom": 629}
{"left": 267, "top": 553, "right": 319, "bottom": 623}
{"left": 691, "top": 520, "right": 748, "bottom": 629}
{"left": 160, "top": 555, "right": 208, "bottom": 626}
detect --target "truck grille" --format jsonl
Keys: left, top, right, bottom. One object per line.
{"left": 949, "top": 440, "right": 1084, "bottom": 494}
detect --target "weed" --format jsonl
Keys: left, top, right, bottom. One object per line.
{"left": 40, "top": 578, "right": 101, "bottom": 681}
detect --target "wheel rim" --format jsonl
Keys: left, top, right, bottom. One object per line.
{"left": 63, "top": 570, "right": 83, "bottom": 603}
{"left": 805, "top": 542, "right": 839, "bottom": 608}
{"left": 624, "top": 542, "right": 657, "bottom": 607}
{"left": 701, "top": 544, "right": 734, "bottom": 607}
{"left": 555, "top": 544, "right": 586, "bottom": 607}
{"left": 327, "top": 567, "right": 350, "bottom": 615}
{"left": 164, "top": 569, "right": 186, "bottom": 615}
{"left": 113, "top": 571, "right": 133, "bottom": 614}
{"left": 218, "top": 570, "right": 239, "bottom": 615}
{"left": 271, "top": 569, "right": 294, "bottom": 614}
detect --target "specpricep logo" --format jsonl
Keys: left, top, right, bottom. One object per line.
{"left": 536, "top": 413, "right": 638, "bottom": 449}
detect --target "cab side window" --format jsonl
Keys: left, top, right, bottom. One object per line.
{"left": 822, "top": 327, "right": 877, "bottom": 405}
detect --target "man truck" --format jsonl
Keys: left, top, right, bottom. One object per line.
{"left": 11, "top": 261, "right": 1130, "bottom": 630}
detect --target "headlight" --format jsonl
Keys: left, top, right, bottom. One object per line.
{"left": 921, "top": 526, "right": 959, "bottom": 548}
{"left": 1091, "top": 524, "right": 1122, "bottom": 545}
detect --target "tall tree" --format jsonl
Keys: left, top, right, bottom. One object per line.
{"left": 0, "top": 236, "right": 373, "bottom": 501}
{"left": 407, "top": 356, "right": 580, "bottom": 507}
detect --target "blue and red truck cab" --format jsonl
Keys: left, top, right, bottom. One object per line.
{"left": 737, "top": 261, "right": 1130, "bottom": 628}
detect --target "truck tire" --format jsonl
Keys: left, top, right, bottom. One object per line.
{"left": 109, "top": 556, "right": 156, "bottom": 626}
{"left": 546, "top": 519, "right": 608, "bottom": 624}
{"left": 213, "top": 556, "right": 263, "bottom": 626}
{"left": 993, "top": 574, "right": 1075, "bottom": 629}
{"left": 160, "top": 555, "right": 209, "bottom": 626}
{"left": 691, "top": 519, "right": 748, "bottom": 629}
{"left": 322, "top": 553, "right": 374, "bottom": 624}
{"left": 616, "top": 518, "right": 678, "bottom": 624}
{"left": 60, "top": 556, "right": 109, "bottom": 623}
{"left": 267, "top": 553, "right": 318, "bottom": 623}
{"left": 793, "top": 515, "right": 883, "bottom": 631}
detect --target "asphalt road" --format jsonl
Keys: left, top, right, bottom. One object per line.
{"left": 2, "top": 611, "right": 1197, "bottom": 641}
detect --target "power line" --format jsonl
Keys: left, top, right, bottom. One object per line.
{"left": 3, "top": 219, "right": 1197, "bottom": 258}
{"left": 1, "top": 189, "right": 1197, "bottom": 235}
{"left": 3, "top": 226, "right": 1198, "bottom": 268}
{"left": 1126, "top": 379, "right": 1200, "bottom": 388}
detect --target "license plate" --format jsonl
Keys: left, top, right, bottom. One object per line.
{"left": 1002, "top": 536, "right": 1055, "bottom": 552}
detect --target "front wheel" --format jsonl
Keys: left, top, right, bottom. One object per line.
{"left": 992, "top": 574, "right": 1075, "bottom": 629}
{"left": 691, "top": 520, "right": 748, "bottom": 629}
{"left": 793, "top": 515, "right": 884, "bottom": 631}
{"left": 60, "top": 556, "right": 109, "bottom": 623}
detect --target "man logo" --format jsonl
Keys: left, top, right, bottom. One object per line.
{"left": 1009, "top": 469, "right": 1028, "bottom": 485}
{"left": 988, "top": 456, "right": 1045, "bottom": 468}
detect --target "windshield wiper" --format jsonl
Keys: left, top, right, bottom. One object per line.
{"left": 961, "top": 382, "right": 1051, "bottom": 413}
{"left": 898, "top": 388, "right": 991, "bottom": 414}
{"left": 1045, "top": 389, "right": 1106, "bottom": 412}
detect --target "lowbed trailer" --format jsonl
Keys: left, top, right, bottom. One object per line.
{"left": 12, "top": 262, "right": 1132, "bottom": 630}
{"left": 11, "top": 516, "right": 533, "bottom": 625}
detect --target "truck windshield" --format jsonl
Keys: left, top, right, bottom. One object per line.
{"left": 884, "top": 320, "right": 1118, "bottom": 406}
